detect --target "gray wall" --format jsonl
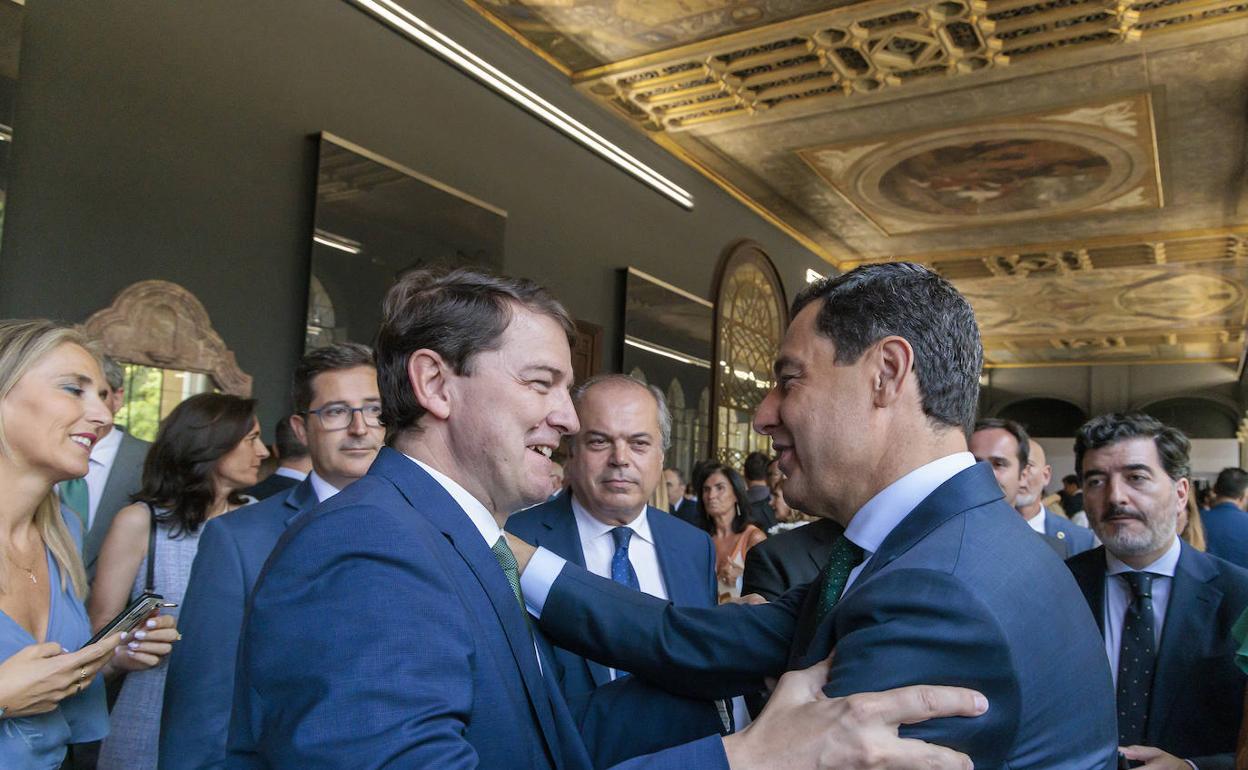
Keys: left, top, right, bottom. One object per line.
{"left": 0, "top": 0, "right": 828, "bottom": 432}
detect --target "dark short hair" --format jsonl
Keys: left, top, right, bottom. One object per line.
{"left": 792, "top": 263, "right": 981, "bottom": 437}
{"left": 135, "top": 393, "right": 258, "bottom": 537}
{"left": 973, "top": 418, "right": 1030, "bottom": 469}
{"left": 292, "top": 342, "right": 376, "bottom": 413}
{"left": 1214, "top": 467, "right": 1248, "bottom": 499}
{"left": 273, "top": 415, "right": 309, "bottom": 460}
{"left": 663, "top": 467, "right": 685, "bottom": 483}
{"left": 743, "top": 451, "right": 771, "bottom": 482}
{"left": 1073, "top": 413, "right": 1191, "bottom": 482}
{"left": 696, "top": 462, "right": 753, "bottom": 535}
{"left": 375, "top": 268, "right": 575, "bottom": 434}
{"left": 1062, "top": 474, "right": 1079, "bottom": 486}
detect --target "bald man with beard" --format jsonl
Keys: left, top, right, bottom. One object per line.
{"left": 1016, "top": 440, "right": 1096, "bottom": 559}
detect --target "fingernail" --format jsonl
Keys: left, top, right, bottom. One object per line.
{"left": 145, "top": 619, "right": 157, "bottom": 629}
{"left": 126, "top": 650, "right": 137, "bottom": 657}
{"left": 119, "top": 632, "right": 129, "bottom": 642}
{"left": 61, "top": 647, "right": 70, "bottom": 654}
{"left": 134, "top": 631, "right": 147, "bottom": 640}
{"left": 128, "top": 641, "right": 140, "bottom": 650}
{"left": 973, "top": 694, "right": 989, "bottom": 713}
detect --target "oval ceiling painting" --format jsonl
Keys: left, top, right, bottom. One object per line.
{"left": 877, "top": 139, "right": 1112, "bottom": 217}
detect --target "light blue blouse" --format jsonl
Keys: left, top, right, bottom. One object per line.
{"left": 0, "top": 508, "right": 108, "bottom": 768}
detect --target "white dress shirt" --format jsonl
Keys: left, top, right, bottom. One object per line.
{"left": 1025, "top": 507, "right": 1047, "bottom": 535}
{"left": 1102, "top": 536, "right": 1181, "bottom": 688}
{"left": 840, "top": 452, "right": 976, "bottom": 596}
{"left": 307, "top": 471, "right": 340, "bottom": 504}
{"left": 272, "top": 465, "right": 309, "bottom": 483}
{"left": 84, "top": 427, "right": 123, "bottom": 528}
{"left": 570, "top": 496, "right": 669, "bottom": 601}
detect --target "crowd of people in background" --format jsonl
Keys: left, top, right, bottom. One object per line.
{"left": 1, "top": 263, "right": 1248, "bottom": 768}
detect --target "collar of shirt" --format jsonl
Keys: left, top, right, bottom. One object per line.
{"left": 1025, "top": 506, "right": 1047, "bottom": 534}
{"left": 1105, "top": 535, "right": 1181, "bottom": 577}
{"left": 307, "top": 470, "right": 340, "bottom": 504}
{"left": 569, "top": 495, "right": 654, "bottom": 546}
{"left": 404, "top": 454, "right": 501, "bottom": 546}
{"left": 89, "top": 425, "right": 123, "bottom": 469}
{"left": 844, "top": 452, "right": 976, "bottom": 559}
{"left": 273, "top": 466, "right": 309, "bottom": 482}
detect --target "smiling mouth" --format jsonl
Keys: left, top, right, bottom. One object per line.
{"left": 70, "top": 435, "right": 95, "bottom": 450}
{"left": 527, "top": 445, "right": 554, "bottom": 459}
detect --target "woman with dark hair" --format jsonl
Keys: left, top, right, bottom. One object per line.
{"left": 90, "top": 393, "right": 268, "bottom": 770}
{"left": 698, "top": 462, "right": 766, "bottom": 603}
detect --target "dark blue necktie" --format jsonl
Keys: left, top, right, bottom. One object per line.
{"left": 1117, "top": 571, "right": 1157, "bottom": 746}
{"left": 610, "top": 527, "right": 641, "bottom": 591}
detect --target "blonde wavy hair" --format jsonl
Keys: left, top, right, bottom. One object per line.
{"left": 0, "top": 319, "right": 93, "bottom": 598}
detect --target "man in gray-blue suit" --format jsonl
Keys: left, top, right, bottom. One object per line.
{"left": 507, "top": 374, "right": 724, "bottom": 767}
{"left": 1017, "top": 439, "right": 1096, "bottom": 558}
{"left": 158, "top": 342, "right": 383, "bottom": 770}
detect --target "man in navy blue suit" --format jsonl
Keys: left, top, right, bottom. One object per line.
{"left": 1203, "top": 467, "right": 1248, "bottom": 570}
{"left": 229, "top": 267, "right": 988, "bottom": 770}
{"left": 508, "top": 374, "right": 725, "bottom": 766}
{"left": 1066, "top": 413, "right": 1248, "bottom": 770}
{"left": 511, "top": 262, "right": 1118, "bottom": 770}
{"left": 1017, "top": 439, "right": 1096, "bottom": 557}
{"left": 160, "top": 342, "right": 384, "bottom": 770}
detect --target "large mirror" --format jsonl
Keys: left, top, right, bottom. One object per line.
{"left": 307, "top": 133, "right": 507, "bottom": 349}
{"left": 620, "top": 268, "right": 713, "bottom": 480}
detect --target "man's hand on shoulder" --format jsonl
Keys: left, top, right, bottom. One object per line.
{"left": 1119, "top": 745, "right": 1194, "bottom": 770}
{"left": 723, "top": 653, "right": 986, "bottom": 770}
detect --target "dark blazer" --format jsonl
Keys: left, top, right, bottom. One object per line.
{"left": 242, "top": 470, "right": 302, "bottom": 502}
{"left": 536, "top": 461, "right": 1120, "bottom": 770}
{"left": 507, "top": 491, "right": 723, "bottom": 768}
{"left": 1203, "top": 502, "right": 1248, "bottom": 570}
{"left": 1067, "top": 542, "right": 1248, "bottom": 770}
{"left": 228, "top": 448, "right": 727, "bottom": 770}
{"left": 84, "top": 429, "right": 150, "bottom": 578}
{"left": 159, "top": 478, "right": 319, "bottom": 770}
{"left": 741, "top": 518, "right": 842, "bottom": 602}
{"left": 1044, "top": 508, "right": 1097, "bottom": 558}
{"left": 670, "top": 498, "right": 702, "bottom": 529}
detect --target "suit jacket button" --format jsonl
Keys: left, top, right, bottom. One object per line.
{"left": 1057, "top": 531, "right": 1066, "bottom": 539}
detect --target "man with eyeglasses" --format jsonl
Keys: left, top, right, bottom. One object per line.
{"left": 159, "top": 342, "right": 384, "bottom": 770}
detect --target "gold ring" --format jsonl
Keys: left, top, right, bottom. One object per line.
{"left": 175, "top": 632, "right": 182, "bottom": 641}
{"left": 78, "top": 668, "right": 86, "bottom": 681}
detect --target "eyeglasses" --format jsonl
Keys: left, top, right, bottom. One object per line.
{"left": 303, "top": 404, "right": 383, "bottom": 431}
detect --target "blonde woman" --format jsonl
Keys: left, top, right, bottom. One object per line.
{"left": 0, "top": 319, "right": 173, "bottom": 768}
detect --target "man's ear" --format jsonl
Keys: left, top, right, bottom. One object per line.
{"left": 406, "top": 349, "right": 452, "bottom": 421}
{"left": 289, "top": 413, "right": 309, "bottom": 446}
{"left": 1174, "top": 475, "right": 1190, "bottom": 518}
{"left": 871, "top": 336, "right": 915, "bottom": 408}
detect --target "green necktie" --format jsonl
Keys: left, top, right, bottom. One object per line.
{"left": 813, "top": 534, "right": 865, "bottom": 627}
{"left": 59, "top": 477, "right": 90, "bottom": 530}
{"left": 491, "top": 536, "right": 525, "bottom": 614}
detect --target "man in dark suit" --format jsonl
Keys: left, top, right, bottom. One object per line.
{"left": 1017, "top": 439, "right": 1096, "bottom": 558}
{"left": 230, "top": 268, "right": 986, "bottom": 770}
{"left": 511, "top": 262, "right": 1117, "bottom": 769}
{"left": 508, "top": 374, "right": 724, "bottom": 767}
{"left": 742, "top": 451, "right": 776, "bottom": 530}
{"left": 742, "top": 518, "right": 842, "bottom": 602}
{"left": 1203, "top": 467, "right": 1248, "bottom": 570}
{"left": 970, "top": 418, "right": 1069, "bottom": 558}
{"left": 1066, "top": 413, "right": 1248, "bottom": 770}
{"left": 161, "top": 342, "right": 383, "bottom": 770}
{"left": 664, "top": 467, "right": 698, "bottom": 525}
{"left": 241, "top": 416, "right": 311, "bottom": 501}
{"left": 63, "top": 352, "right": 151, "bottom": 579}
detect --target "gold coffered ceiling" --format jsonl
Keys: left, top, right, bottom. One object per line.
{"left": 464, "top": 0, "right": 1248, "bottom": 367}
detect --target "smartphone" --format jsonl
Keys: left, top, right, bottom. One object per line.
{"left": 83, "top": 592, "right": 176, "bottom": 648}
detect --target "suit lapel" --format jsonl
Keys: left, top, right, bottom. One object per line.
{"left": 540, "top": 494, "right": 609, "bottom": 687}
{"left": 793, "top": 464, "right": 1002, "bottom": 668}
{"left": 1147, "top": 543, "right": 1220, "bottom": 741}
{"left": 650, "top": 508, "right": 690, "bottom": 605}
{"left": 1068, "top": 548, "right": 1107, "bottom": 636}
{"left": 373, "top": 449, "right": 566, "bottom": 770}
{"left": 281, "top": 478, "right": 318, "bottom": 525}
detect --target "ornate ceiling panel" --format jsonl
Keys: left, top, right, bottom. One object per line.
{"left": 461, "top": 0, "right": 1248, "bottom": 366}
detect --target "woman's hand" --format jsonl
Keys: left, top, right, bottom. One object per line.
{"left": 718, "top": 559, "right": 744, "bottom": 585}
{"left": 0, "top": 633, "right": 123, "bottom": 717}
{"left": 106, "top": 613, "right": 180, "bottom": 673}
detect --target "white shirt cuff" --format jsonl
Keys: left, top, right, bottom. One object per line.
{"left": 520, "top": 547, "right": 567, "bottom": 618}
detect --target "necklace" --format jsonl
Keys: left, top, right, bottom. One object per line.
{"left": 6, "top": 550, "right": 38, "bottom": 585}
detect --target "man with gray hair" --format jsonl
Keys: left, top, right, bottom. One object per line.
{"left": 61, "top": 350, "right": 151, "bottom": 577}
{"left": 506, "top": 373, "right": 723, "bottom": 767}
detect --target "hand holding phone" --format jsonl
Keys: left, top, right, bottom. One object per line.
{"left": 83, "top": 593, "right": 176, "bottom": 649}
